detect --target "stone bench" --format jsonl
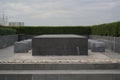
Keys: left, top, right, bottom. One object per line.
{"left": 23, "top": 39, "right": 32, "bottom": 50}
{"left": 14, "top": 39, "right": 32, "bottom": 53}
{"left": 88, "top": 39, "right": 97, "bottom": 49}
{"left": 14, "top": 41, "right": 29, "bottom": 53}
{"left": 88, "top": 39, "right": 105, "bottom": 52}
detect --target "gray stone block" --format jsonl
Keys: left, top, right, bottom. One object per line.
{"left": 14, "top": 42, "right": 28, "bottom": 53}
{"left": 23, "top": 39, "right": 32, "bottom": 50}
{"left": 88, "top": 39, "right": 97, "bottom": 49}
{"left": 90, "top": 35, "right": 120, "bottom": 53}
{"left": 91, "top": 41, "right": 105, "bottom": 52}
{"left": 32, "top": 34, "right": 88, "bottom": 56}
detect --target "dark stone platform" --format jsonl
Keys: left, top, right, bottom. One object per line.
{"left": 32, "top": 34, "right": 88, "bottom": 56}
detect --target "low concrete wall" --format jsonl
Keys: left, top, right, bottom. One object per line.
{"left": 0, "top": 63, "right": 118, "bottom": 70}
{"left": 90, "top": 35, "right": 120, "bottom": 53}
{"left": 0, "top": 74, "right": 118, "bottom": 80}
{"left": 0, "top": 35, "right": 18, "bottom": 49}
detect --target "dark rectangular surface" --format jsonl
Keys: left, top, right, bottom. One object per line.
{"left": 32, "top": 35, "right": 88, "bottom": 56}
{"left": 0, "top": 71, "right": 119, "bottom": 80}
{"left": 0, "top": 63, "right": 118, "bottom": 70}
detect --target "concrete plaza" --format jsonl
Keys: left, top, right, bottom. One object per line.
{"left": 0, "top": 45, "right": 120, "bottom": 64}
{"left": 1, "top": 46, "right": 120, "bottom": 80}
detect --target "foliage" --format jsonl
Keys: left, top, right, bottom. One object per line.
{"left": 16, "top": 26, "right": 91, "bottom": 35}
{"left": 0, "top": 27, "right": 17, "bottom": 35}
{"left": 91, "top": 21, "right": 120, "bottom": 37}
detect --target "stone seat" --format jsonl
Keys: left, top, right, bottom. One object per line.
{"left": 14, "top": 41, "right": 29, "bottom": 53}
{"left": 23, "top": 39, "right": 32, "bottom": 50}
{"left": 14, "top": 39, "right": 32, "bottom": 53}
{"left": 88, "top": 39, "right": 105, "bottom": 52}
{"left": 91, "top": 41, "right": 105, "bottom": 52}
{"left": 88, "top": 39, "right": 97, "bottom": 49}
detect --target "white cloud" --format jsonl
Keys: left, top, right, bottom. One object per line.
{"left": 0, "top": 0, "right": 120, "bottom": 26}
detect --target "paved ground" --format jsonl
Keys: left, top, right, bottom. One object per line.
{"left": 0, "top": 70, "right": 120, "bottom": 74}
{"left": 0, "top": 45, "right": 120, "bottom": 63}
{"left": 0, "top": 46, "right": 14, "bottom": 59}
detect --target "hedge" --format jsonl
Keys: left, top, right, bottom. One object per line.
{"left": 16, "top": 26, "right": 91, "bottom": 35}
{"left": 91, "top": 21, "right": 120, "bottom": 37}
{"left": 1, "top": 21, "right": 120, "bottom": 36}
{"left": 0, "top": 27, "right": 17, "bottom": 35}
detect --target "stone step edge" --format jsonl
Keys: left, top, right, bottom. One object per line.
{"left": 0, "top": 63, "right": 119, "bottom": 70}
{"left": 0, "top": 70, "right": 120, "bottom": 74}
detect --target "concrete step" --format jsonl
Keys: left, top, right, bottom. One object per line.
{"left": 0, "top": 70, "right": 120, "bottom": 74}
{"left": 0, "top": 63, "right": 119, "bottom": 70}
{"left": 0, "top": 70, "right": 120, "bottom": 80}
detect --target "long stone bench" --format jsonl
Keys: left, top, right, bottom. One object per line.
{"left": 88, "top": 39, "right": 105, "bottom": 52}
{"left": 14, "top": 39, "right": 32, "bottom": 53}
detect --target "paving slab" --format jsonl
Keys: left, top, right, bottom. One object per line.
{"left": 0, "top": 70, "right": 120, "bottom": 74}
{"left": 0, "top": 46, "right": 14, "bottom": 59}
{"left": 0, "top": 46, "right": 120, "bottom": 64}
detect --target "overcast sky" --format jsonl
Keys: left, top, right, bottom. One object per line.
{"left": 0, "top": 0, "right": 120, "bottom": 26}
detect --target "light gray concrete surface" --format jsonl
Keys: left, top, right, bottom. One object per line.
{"left": 1, "top": 46, "right": 120, "bottom": 64}
{"left": 6, "top": 50, "right": 112, "bottom": 64}
{"left": 0, "top": 46, "right": 14, "bottom": 60}
{"left": 0, "top": 70, "right": 120, "bottom": 74}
